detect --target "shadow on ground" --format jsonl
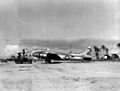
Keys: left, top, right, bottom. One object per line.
{"left": 42, "top": 62, "right": 62, "bottom": 64}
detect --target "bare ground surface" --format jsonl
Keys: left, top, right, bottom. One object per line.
{"left": 0, "top": 61, "right": 120, "bottom": 91}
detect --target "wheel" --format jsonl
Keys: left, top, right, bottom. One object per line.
{"left": 20, "top": 62, "right": 23, "bottom": 64}
{"left": 45, "top": 58, "right": 51, "bottom": 64}
{"left": 102, "top": 55, "right": 111, "bottom": 60}
{"left": 111, "top": 54, "right": 119, "bottom": 61}
{"left": 29, "top": 61, "right": 32, "bottom": 64}
{"left": 83, "top": 57, "right": 92, "bottom": 61}
{"left": 15, "top": 61, "right": 19, "bottom": 64}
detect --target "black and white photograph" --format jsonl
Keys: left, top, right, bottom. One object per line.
{"left": 0, "top": 0, "right": 120, "bottom": 91}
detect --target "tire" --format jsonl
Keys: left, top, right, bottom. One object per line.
{"left": 102, "top": 55, "right": 111, "bottom": 60}
{"left": 29, "top": 61, "right": 32, "bottom": 64}
{"left": 111, "top": 54, "right": 119, "bottom": 61}
{"left": 15, "top": 61, "right": 19, "bottom": 64}
{"left": 83, "top": 57, "right": 92, "bottom": 61}
{"left": 20, "top": 62, "right": 23, "bottom": 64}
{"left": 45, "top": 58, "right": 51, "bottom": 64}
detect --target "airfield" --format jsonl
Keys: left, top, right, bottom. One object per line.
{"left": 0, "top": 60, "right": 120, "bottom": 91}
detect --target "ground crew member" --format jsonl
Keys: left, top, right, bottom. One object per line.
{"left": 17, "top": 53, "right": 22, "bottom": 59}
{"left": 94, "top": 46, "right": 101, "bottom": 60}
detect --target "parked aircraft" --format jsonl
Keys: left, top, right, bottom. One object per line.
{"left": 32, "top": 46, "right": 92, "bottom": 63}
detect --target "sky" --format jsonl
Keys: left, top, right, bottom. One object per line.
{"left": 0, "top": 0, "right": 119, "bottom": 43}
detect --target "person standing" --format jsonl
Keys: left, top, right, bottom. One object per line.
{"left": 94, "top": 46, "right": 101, "bottom": 60}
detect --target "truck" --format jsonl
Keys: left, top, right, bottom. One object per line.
{"left": 14, "top": 49, "right": 32, "bottom": 64}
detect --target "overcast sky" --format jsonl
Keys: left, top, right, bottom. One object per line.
{"left": 0, "top": 0, "right": 119, "bottom": 42}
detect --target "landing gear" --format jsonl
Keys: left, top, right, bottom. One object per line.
{"left": 111, "top": 54, "right": 119, "bottom": 61}
{"left": 45, "top": 53, "right": 52, "bottom": 64}
{"left": 45, "top": 58, "right": 51, "bottom": 64}
{"left": 101, "top": 54, "right": 111, "bottom": 61}
{"left": 14, "top": 58, "right": 33, "bottom": 64}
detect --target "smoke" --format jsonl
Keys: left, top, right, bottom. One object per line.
{"left": 0, "top": 44, "right": 21, "bottom": 58}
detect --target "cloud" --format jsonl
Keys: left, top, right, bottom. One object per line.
{"left": 1, "top": 44, "right": 21, "bottom": 58}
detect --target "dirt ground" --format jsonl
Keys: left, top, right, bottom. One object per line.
{"left": 0, "top": 61, "right": 120, "bottom": 91}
